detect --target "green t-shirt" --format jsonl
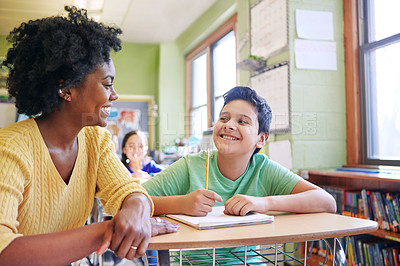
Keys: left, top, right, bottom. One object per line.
{"left": 143, "top": 150, "right": 302, "bottom": 265}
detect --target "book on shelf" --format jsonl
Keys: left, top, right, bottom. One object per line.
{"left": 166, "top": 206, "right": 274, "bottom": 230}
{"left": 349, "top": 235, "right": 400, "bottom": 266}
{"left": 323, "top": 186, "right": 400, "bottom": 233}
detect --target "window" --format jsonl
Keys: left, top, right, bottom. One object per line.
{"left": 185, "top": 15, "right": 237, "bottom": 139}
{"left": 344, "top": 1, "right": 400, "bottom": 166}
{"left": 358, "top": 0, "right": 400, "bottom": 165}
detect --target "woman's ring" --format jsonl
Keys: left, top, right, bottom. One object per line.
{"left": 155, "top": 217, "right": 162, "bottom": 222}
{"left": 130, "top": 246, "right": 137, "bottom": 250}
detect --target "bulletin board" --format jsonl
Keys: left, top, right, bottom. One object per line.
{"left": 250, "top": 0, "right": 288, "bottom": 58}
{"left": 106, "top": 95, "right": 154, "bottom": 156}
{"left": 250, "top": 61, "right": 290, "bottom": 134}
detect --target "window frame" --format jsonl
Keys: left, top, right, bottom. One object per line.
{"left": 185, "top": 14, "right": 237, "bottom": 137}
{"left": 344, "top": 0, "right": 400, "bottom": 166}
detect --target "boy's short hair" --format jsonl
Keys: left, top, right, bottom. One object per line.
{"left": 222, "top": 86, "right": 272, "bottom": 154}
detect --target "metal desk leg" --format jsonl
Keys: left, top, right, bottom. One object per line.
{"left": 158, "top": 250, "right": 171, "bottom": 266}
{"left": 324, "top": 238, "right": 348, "bottom": 266}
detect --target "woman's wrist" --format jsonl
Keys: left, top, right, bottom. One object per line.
{"left": 122, "top": 193, "right": 152, "bottom": 216}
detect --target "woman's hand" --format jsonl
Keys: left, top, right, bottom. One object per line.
{"left": 224, "top": 194, "right": 267, "bottom": 216}
{"left": 150, "top": 217, "right": 179, "bottom": 236}
{"left": 183, "top": 189, "right": 223, "bottom": 216}
{"left": 105, "top": 193, "right": 152, "bottom": 260}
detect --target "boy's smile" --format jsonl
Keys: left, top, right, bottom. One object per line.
{"left": 213, "top": 100, "right": 266, "bottom": 157}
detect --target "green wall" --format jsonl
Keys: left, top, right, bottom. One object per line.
{"left": 112, "top": 43, "right": 159, "bottom": 97}
{"left": 0, "top": 35, "right": 9, "bottom": 56}
{"left": 158, "top": 0, "right": 346, "bottom": 170}
{"left": 158, "top": 43, "right": 185, "bottom": 148}
{"left": 112, "top": 43, "right": 160, "bottom": 148}
{"left": 288, "top": 0, "right": 346, "bottom": 170}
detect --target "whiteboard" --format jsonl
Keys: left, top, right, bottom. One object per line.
{"left": 250, "top": 62, "right": 290, "bottom": 133}
{"left": 250, "top": 0, "right": 288, "bottom": 58}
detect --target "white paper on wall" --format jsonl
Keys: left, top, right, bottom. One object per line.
{"left": 295, "top": 39, "right": 337, "bottom": 70}
{"left": 268, "top": 140, "right": 293, "bottom": 169}
{"left": 296, "top": 9, "right": 334, "bottom": 40}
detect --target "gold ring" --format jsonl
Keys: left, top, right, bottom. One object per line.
{"left": 130, "top": 246, "right": 137, "bottom": 250}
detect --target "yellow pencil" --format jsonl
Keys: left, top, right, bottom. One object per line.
{"left": 134, "top": 154, "right": 140, "bottom": 170}
{"left": 205, "top": 149, "right": 209, "bottom": 189}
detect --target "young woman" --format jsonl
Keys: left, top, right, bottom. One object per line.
{"left": 0, "top": 6, "right": 177, "bottom": 265}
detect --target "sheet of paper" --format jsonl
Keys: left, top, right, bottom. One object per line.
{"left": 167, "top": 206, "right": 274, "bottom": 230}
{"left": 295, "top": 39, "right": 337, "bottom": 70}
{"left": 296, "top": 9, "right": 334, "bottom": 40}
{"left": 268, "top": 140, "right": 293, "bottom": 169}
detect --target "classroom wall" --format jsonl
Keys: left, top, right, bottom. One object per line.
{"left": 158, "top": 43, "right": 185, "bottom": 148}
{"left": 288, "top": 0, "right": 346, "bottom": 170}
{"left": 0, "top": 35, "right": 10, "bottom": 57}
{"left": 158, "top": 0, "right": 346, "bottom": 170}
{"left": 111, "top": 43, "right": 160, "bottom": 148}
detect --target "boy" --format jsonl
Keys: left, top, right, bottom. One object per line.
{"left": 143, "top": 86, "right": 336, "bottom": 264}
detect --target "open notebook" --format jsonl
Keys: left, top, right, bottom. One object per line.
{"left": 166, "top": 206, "right": 274, "bottom": 230}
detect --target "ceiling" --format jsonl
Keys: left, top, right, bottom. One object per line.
{"left": 0, "top": 0, "right": 218, "bottom": 43}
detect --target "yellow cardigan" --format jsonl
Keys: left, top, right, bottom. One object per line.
{"left": 0, "top": 118, "right": 153, "bottom": 253}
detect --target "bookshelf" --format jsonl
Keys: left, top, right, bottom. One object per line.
{"left": 301, "top": 169, "right": 400, "bottom": 242}
{"left": 300, "top": 169, "right": 400, "bottom": 264}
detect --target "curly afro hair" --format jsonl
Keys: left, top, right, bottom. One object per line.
{"left": 1, "top": 6, "right": 122, "bottom": 117}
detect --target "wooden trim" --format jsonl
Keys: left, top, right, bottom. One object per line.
{"left": 186, "top": 14, "right": 238, "bottom": 62}
{"left": 206, "top": 46, "right": 213, "bottom": 128}
{"left": 343, "top": 0, "right": 362, "bottom": 166}
{"left": 185, "top": 59, "right": 192, "bottom": 138}
{"left": 306, "top": 170, "right": 400, "bottom": 192}
{"left": 184, "top": 14, "right": 238, "bottom": 135}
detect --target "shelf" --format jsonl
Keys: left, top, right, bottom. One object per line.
{"left": 303, "top": 169, "right": 400, "bottom": 192}
{"left": 302, "top": 169, "right": 400, "bottom": 246}
{"left": 236, "top": 58, "right": 266, "bottom": 71}
{"left": 370, "top": 228, "right": 400, "bottom": 243}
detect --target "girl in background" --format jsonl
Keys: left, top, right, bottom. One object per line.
{"left": 121, "top": 130, "right": 163, "bottom": 264}
{"left": 122, "top": 131, "right": 162, "bottom": 181}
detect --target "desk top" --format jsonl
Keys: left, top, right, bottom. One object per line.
{"left": 148, "top": 212, "right": 378, "bottom": 250}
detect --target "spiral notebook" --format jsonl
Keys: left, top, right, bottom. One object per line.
{"left": 166, "top": 206, "right": 274, "bottom": 230}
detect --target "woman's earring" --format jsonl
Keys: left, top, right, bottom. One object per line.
{"left": 59, "top": 89, "right": 71, "bottom": 102}
{"left": 126, "top": 158, "right": 130, "bottom": 163}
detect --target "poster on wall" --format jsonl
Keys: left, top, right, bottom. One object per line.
{"left": 106, "top": 95, "right": 154, "bottom": 156}
{"left": 250, "top": 62, "right": 290, "bottom": 133}
{"left": 250, "top": 0, "right": 288, "bottom": 59}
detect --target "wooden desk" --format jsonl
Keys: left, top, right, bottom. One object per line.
{"left": 148, "top": 213, "right": 378, "bottom": 265}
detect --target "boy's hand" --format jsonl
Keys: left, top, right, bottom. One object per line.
{"left": 150, "top": 217, "right": 179, "bottom": 236}
{"left": 224, "top": 194, "right": 266, "bottom": 216}
{"left": 183, "top": 189, "right": 223, "bottom": 216}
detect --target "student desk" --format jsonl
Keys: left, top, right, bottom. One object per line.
{"left": 148, "top": 212, "right": 378, "bottom": 265}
